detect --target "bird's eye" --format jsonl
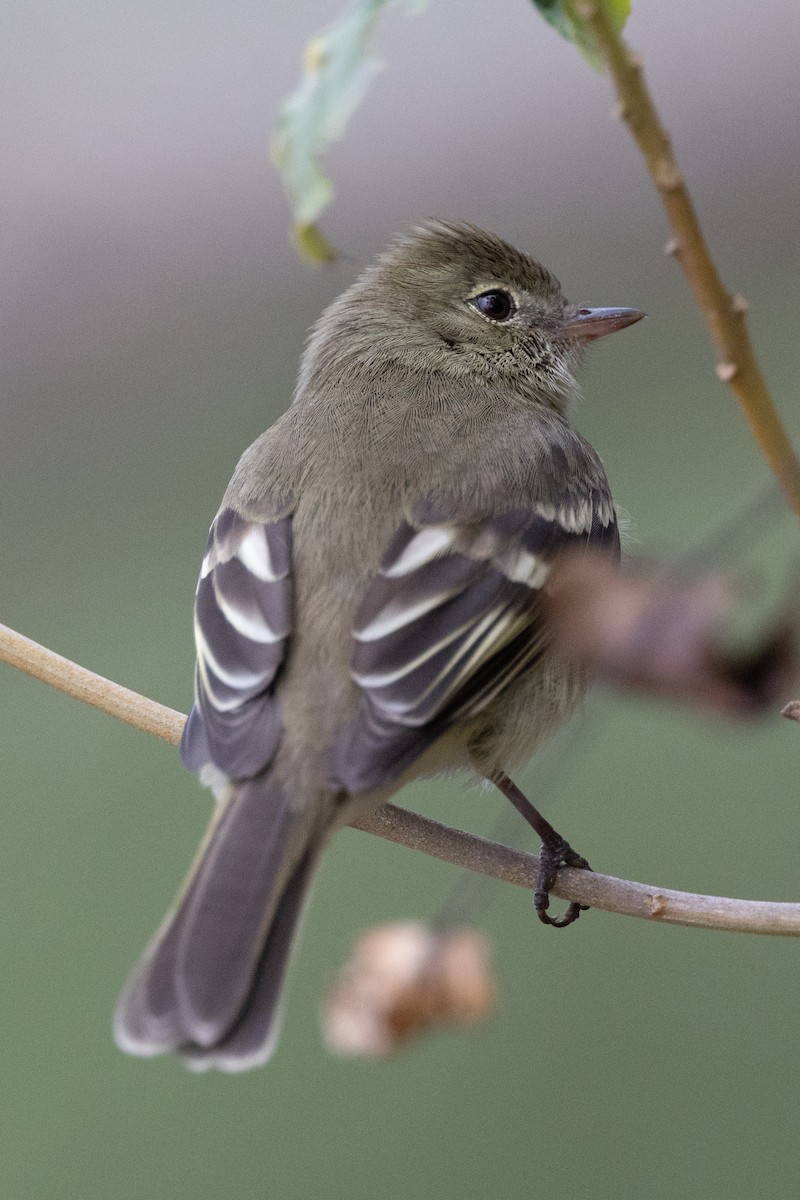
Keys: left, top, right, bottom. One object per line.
{"left": 469, "top": 289, "right": 516, "bottom": 322}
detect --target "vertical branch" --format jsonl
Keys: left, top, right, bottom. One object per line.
{"left": 567, "top": 0, "right": 800, "bottom": 520}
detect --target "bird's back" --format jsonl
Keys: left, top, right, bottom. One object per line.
{"left": 223, "top": 368, "right": 613, "bottom": 784}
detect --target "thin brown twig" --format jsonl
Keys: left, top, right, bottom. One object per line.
{"left": 350, "top": 806, "right": 800, "bottom": 936}
{"left": 3, "top": 620, "right": 799, "bottom": 937}
{"left": 564, "top": 0, "right": 800, "bottom": 521}
{"left": 0, "top": 622, "right": 186, "bottom": 745}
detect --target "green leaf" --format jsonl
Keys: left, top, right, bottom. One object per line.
{"left": 291, "top": 221, "right": 340, "bottom": 266}
{"left": 531, "top": 0, "right": 632, "bottom": 71}
{"left": 271, "top": 0, "right": 427, "bottom": 264}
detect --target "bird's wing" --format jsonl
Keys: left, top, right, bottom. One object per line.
{"left": 331, "top": 495, "right": 618, "bottom": 794}
{"left": 180, "top": 507, "right": 293, "bottom": 779}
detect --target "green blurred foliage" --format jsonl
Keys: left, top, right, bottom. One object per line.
{"left": 272, "top": 0, "right": 427, "bottom": 262}
{"left": 532, "top": 0, "right": 632, "bottom": 69}
{"left": 272, "top": 0, "right": 632, "bottom": 262}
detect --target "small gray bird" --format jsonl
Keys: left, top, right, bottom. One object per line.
{"left": 115, "top": 222, "right": 643, "bottom": 1070}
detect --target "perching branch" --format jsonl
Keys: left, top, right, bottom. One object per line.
{"left": 3, "top": 619, "right": 799, "bottom": 938}
{"left": 350, "top": 805, "right": 800, "bottom": 936}
{"left": 0, "top": 623, "right": 185, "bottom": 746}
{"left": 564, "top": 0, "right": 800, "bottom": 521}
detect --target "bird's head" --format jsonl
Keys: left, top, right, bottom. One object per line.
{"left": 304, "top": 221, "right": 644, "bottom": 413}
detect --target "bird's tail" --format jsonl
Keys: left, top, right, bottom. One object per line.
{"left": 114, "top": 770, "right": 328, "bottom": 1071}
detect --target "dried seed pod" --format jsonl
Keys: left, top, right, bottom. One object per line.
{"left": 323, "top": 922, "right": 497, "bottom": 1058}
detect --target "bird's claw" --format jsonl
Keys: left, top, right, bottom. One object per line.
{"left": 534, "top": 836, "right": 592, "bottom": 929}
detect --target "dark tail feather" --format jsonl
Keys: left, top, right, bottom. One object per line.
{"left": 183, "top": 847, "right": 317, "bottom": 1071}
{"left": 114, "top": 771, "right": 325, "bottom": 1070}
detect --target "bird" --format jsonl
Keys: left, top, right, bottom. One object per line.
{"left": 114, "top": 221, "right": 643, "bottom": 1070}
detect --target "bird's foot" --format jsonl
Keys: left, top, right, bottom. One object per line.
{"left": 488, "top": 770, "right": 593, "bottom": 930}
{"left": 533, "top": 833, "right": 591, "bottom": 929}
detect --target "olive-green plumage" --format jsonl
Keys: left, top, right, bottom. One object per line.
{"left": 115, "top": 221, "right": 641, "bottom": 1070}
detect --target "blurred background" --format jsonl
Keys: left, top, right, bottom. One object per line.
{"left": 2, "top": 1, "right": 799, "bottom": 1197}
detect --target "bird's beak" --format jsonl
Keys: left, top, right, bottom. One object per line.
{"left": 553, "top": 306, "right": 645, "bottom": 343}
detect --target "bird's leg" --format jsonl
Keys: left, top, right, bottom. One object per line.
{"left": 488, "top": 770, "right": 591, "bottom": 929}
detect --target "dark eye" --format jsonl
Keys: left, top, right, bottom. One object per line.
{"left": 470, "top": 289, "right": 516, "bottom": 322}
